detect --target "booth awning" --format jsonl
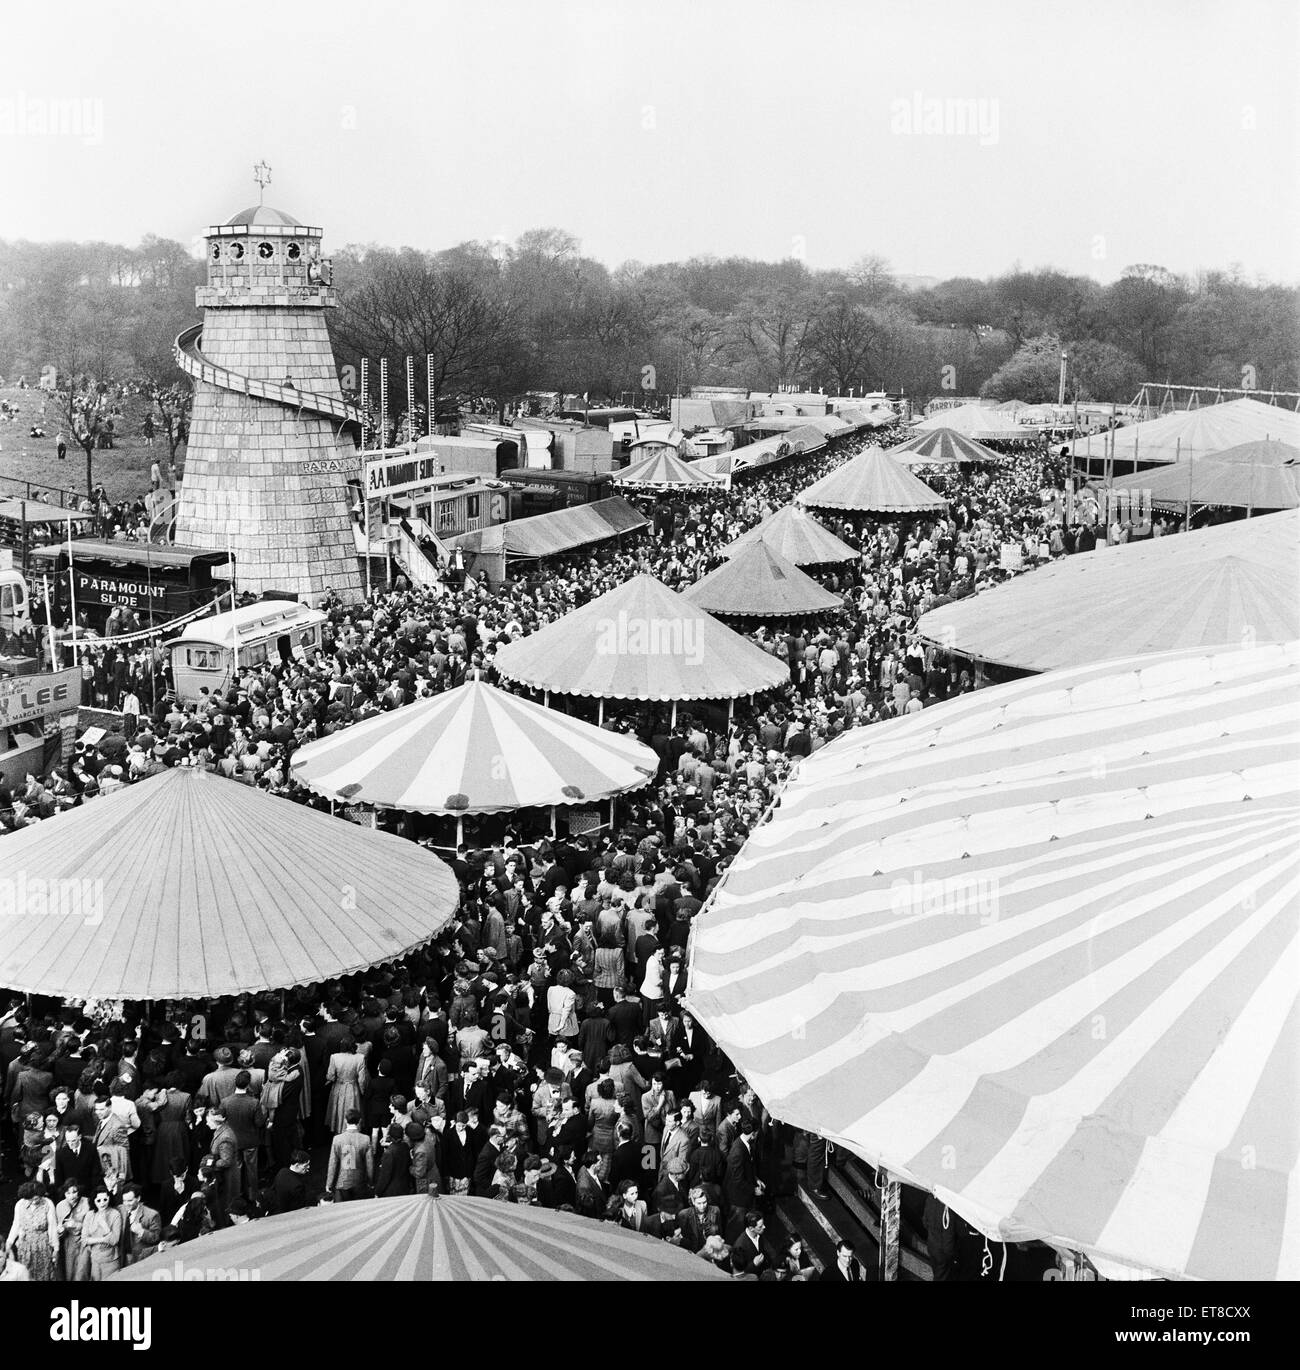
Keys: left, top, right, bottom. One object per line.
{"left": 448, "top": 497, "right": 647, "bottom": 559}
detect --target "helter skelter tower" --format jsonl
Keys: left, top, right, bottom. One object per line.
{"left": 174, "top": 163, "right": 364, "bottom": 602}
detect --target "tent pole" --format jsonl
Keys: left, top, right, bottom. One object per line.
{"left": 598, "top": 698, "right": 604, "bottom": 726}
{"left": 550, "top": 805, "right": 557, "bottom": 838}
{"left": 456, "top": 815, "right": 464, "bottom": 847}
{"left": 671, "top": 700, "right": 678, "bottom": 728}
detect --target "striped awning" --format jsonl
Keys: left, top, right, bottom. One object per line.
{"left": 110, "top": 1193, "right": 726, "bottom": 1281}
{"left": 687, "top": 643, "right": 1300, "bottom": 1281}
{"left": 290, "top": 680, "right": 659, "bottom": 814}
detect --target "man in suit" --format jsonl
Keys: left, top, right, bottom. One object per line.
{"left": 818, "top": 1239, "right": 868, "bottom": 1282}
{"left": 574, "top": 1150, "right": 608, "bottom": 1218}
{"left": 53, "top": 1119, "right": 100, "bottom": 1192}
{"left": 326, "top": 1108, "right": 373, "bottom": 1200}
{"left": 724, "top": 1120, "right": 763, "bottom": 1217}
{"left": 730, "top": 1210, "right": 768, "bottom": 1277}
{"left": 607, "top": 1123, "right": 643, "bottom": 1191}
{"left": 654, "top": 1155, "right": 692, "bottom": 1218}
{"left": 196, "top": 1046, "right": 241, "bottom": 1109}
{"left": 536, "top": 1147, "right": 578, "bottom": 1210}
{"left": 658, "top": 1109, "right": 696, "bottom": 1185}
{"left": 205, "top": 1104, "right": 241, "bottom": 1227}
{"left": 675, "top": 1186, "right": 724, "bottom": 1253}
{"left": 119, "top": 1183, "right": 162, "bottom": 1265}
{"left": 222, "top": 1070, "right": 266, "bottom": 1199}
{"left": 470, "top": 1124, "right": 504, "bottom": 1197}
{"left": 264, "top": 1151, "right": 312, "bottom": 1215}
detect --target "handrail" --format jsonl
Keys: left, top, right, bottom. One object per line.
{"left": 173, "top": 324, "right": 362, "bottom": 431}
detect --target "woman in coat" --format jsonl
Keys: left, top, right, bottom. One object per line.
{"left": 615, "top": 1179, "right": 650, "bottom": 1232}
{"left": 55, "top": 1179, "right": 91, "bottom": 1280}
{"left": 546, "top": 970, "right": 579, "bottom": 1045}
{"left": 586, "top": 1077, "right": 620, "bottom": 1158}
{"left": 324, "top": 1037, "right": 368, "bottom": 1136}
{"left": 374, "top": 1124, "right": 413, "bottom": 1197}
{"left": 149, "top": 1075, "right": 192, "bottom": 1187}
{"left": 80, "top": 1187, "right": 124, "bottom": 1282}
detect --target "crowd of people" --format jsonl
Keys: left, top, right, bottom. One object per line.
{"left": 1, "top": 421, "right": 1109, "bottom": 1282}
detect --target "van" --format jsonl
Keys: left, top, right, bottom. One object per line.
{"left": 166, "top": 598, "right": 327, "bottom": 704}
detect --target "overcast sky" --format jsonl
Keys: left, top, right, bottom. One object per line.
{"left": 1, "top": 0, "right": 1295, "bottom": 283}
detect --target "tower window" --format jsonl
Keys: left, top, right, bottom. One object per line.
{"left": 286, "top": 243, "right": 301, "bottom": 261}
{"left": 258, "top": 241, "right": 274, "bottom": 259}
{"left": 229, "top": 241, "right": 245, "bottom": 260}
{"left": 210, "top": 242, "right": 221, "bottom": 261}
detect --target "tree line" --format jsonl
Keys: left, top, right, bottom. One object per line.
{"left": 1, "top": 231, "right": 1296, "bottom": 417}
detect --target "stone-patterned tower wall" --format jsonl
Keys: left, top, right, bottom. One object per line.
{"left": 174, "top": 208, "right": 364, "bottom": 604}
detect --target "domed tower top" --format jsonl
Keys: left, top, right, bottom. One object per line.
{"left": 197, "top": 165, "right": 335, "bottom": 309}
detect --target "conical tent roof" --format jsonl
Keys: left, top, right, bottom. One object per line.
{"left": 1074, "top": 397, "right": 1300, "bottom": 466}
{"left": 611, "top": 449, "right": 721, "bottom": 487}
{"left": 797, "top": 447, "right": 948, "bottom": 514}
{"left": 491, "top": 573, "right": 788, "bottom": 701}
{"left": 682, "top": 540, "right": 843, "bottom": 618}
{"left": 686, "top": 642, "right": 1299, "bottom": 1282}
{"left": 891, "top": 427, "right": 1011, "bottom": 466}
{"left": 1108, "top": 454, "right": 1300, "bottom": 510}
{"left": 914, "top": 403, "right": 1025, "bottom": 441}
{"left": 1201, "top": 438, "right": 1300, "bottom": 466}
{"left": 915, "top": 510, "right": 1299, "bottom": 672}
{"left": 724, "top": 503, "right": 859, "bottom": 565}
{"left": 0, "top": 769, "right": 459, "bottom": 1001}
{"left": 290, "top": 680, "right": 658, "bottom": 814}
{"left": 111, "top": 1194, "right": 725, "bottom": 1282}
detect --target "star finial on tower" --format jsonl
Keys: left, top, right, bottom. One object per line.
{"left": 253, "top": 160, "right": 272, "bottom": 205}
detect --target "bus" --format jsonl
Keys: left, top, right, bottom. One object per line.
{"left": 29, "top": 540, "right": 232, "bottom": 633}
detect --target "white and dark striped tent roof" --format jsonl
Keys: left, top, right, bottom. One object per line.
{"left": 723, "top": 503, "right": 860, "bottom": 565}
{"left": 797, "top": 447, "right": 948, "bottom": 515}
{"left": 0, "top": 769, "right": 459, "bottom": 1001}
{"left": 492, "top": 573, "right": 789, "bottom": 702}
{"left": 891, "top": 427, "right": 1012, "bottom": 467}
{"left": 111, "top": 1194, "right": 726, "bottom": 1282}
{"left": 611, "top": 449, "right": 721, "bottom": 487}
{"left": 682, "top": 540, "right": 843, "bottom": 618}
{"left": 290, "top": 680, "right": 658, "bottom": 814}
{"left": 916, "top": 511, "right": 1299, "bottom": 673}
{"left": 687, "top": 642, "right": 1300, "bottom": 1281}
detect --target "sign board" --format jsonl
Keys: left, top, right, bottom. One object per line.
{"left": 0, "top": 668, "right": 81, "bottom": 727}
{"left": 365, "top": 450, "right": 449, "bottom": 498}
{"left": 73, "top": 568, "right": 192, "bottom": 616}
{"left": 998, "top": 543, "right": 1024, "bottom": 572}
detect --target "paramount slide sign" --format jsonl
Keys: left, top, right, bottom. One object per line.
{"left": 0, "top": 668, "right": 81, "bottom": 727}
{"left": 365, "top": 450, "right": 447, "bottom": 498}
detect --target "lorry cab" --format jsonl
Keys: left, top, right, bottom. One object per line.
{"left": 166, "top": 598, "right": 327, "bottom": 704}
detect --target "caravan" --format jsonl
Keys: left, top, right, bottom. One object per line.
{"left": 166, "top": 598, "right": 326, "bottom": 704}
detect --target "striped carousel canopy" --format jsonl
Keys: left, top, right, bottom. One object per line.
{"left": 723, "top": 503, "right": 860, "bottom": 566}
{"left": 916, "top": 511, "right": 1300, "bottom": 674}
{"left": 0, "top": 769, "right": 459, "bottom": 1001}
{"left": 687, "top": 642, "right": 1300, "bottom": 1281}
{"left": 491, "top": 573, "right": 789, "bottom": 702}
{"left": 682, "top": 540, "right": 842, "bottom": 618}
{"left": 797, "top": 447, "right": 948, "bottom": 514}
{"left": 289, "top": 679, "right": 659, "bottom": 814}
{"left": 110, "top": 1194, "right": 727, "bottom": 1282}
{"left": 611, "top": 449, "right": 722, "bottom": 487}
{"left": 890, "top": 427, "right": 1012, "bottom": 467}
{"left": 913, "top": 403, "right": 1027, "bottom": 442}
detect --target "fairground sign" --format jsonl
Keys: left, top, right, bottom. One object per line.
{"left": 0, "top": 668, "right": 81, "bottom": 727}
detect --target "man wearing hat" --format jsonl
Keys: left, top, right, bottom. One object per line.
{"left": 196, "top": 1047, "right": 241, "bottom": 1109}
